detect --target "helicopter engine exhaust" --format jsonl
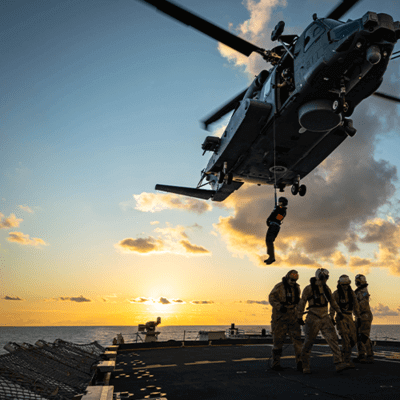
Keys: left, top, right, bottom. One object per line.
{"left": 366, "top": 45, "right": 381, "bottom": 65}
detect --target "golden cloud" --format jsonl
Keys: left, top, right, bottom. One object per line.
{"left": 7, "top": 231, "right": 47, "bottom": 246}
{"left": 45, "top": 295, "right": 91, "bottom": 303}
{"left": 19, "top": 205, "right": 34, "bottom": 213}
{"left": 129, "top": 297, "right": 185, "bottom": 304}
{"left": 133, "top": 192, "right": 212, "bottom": 214}
{"left": 116, "top": 224, "right": 210, "bottom": 256}
{"left": 179, "top": 239, "right": 210, "bottom": 254}
{"left": 0, "top": 213, "right": 23, "bottom": 229}
{"left": 1, "top": 296, "right": 24, "bottom": 301}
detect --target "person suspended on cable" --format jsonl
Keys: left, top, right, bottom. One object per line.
{"left": 265, "top": 196, "right": 288, "bottom": 265}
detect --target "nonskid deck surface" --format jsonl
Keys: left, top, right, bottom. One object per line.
{"left": 110, "top": 341, "right": 400, "bottom": 400}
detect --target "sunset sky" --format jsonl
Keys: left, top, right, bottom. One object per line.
{"left": 1, "top": 0, "right": 400, "bottom": 327}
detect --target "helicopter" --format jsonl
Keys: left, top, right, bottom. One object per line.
{"left": 140, "top": 0, "right": 400, "bottom": 201}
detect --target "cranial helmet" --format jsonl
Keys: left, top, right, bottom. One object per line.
{"left": 355, "top": 274, "right": 367, "bottom": 286}
{"left": 338, "top": 274, "right": 351, "bottom": 285}
{"left": 278, "top": 197, "right": 288, "bottom": 206}
{"left": 315, "top": 268, "right": 329, "bottom": 280}
{"left": 286, "top": 270, "right": 299, "bottom": 281}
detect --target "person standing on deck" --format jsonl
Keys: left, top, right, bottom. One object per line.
{"left": 297, "top": 268, "right": 347, "bottom": 374}
{"left": 354, "top": 274, "right": 374, "bottom": 363}
{"left": 269, "top": 270, "right": 303, "bottom": 371}
{"left": 330, "top": 275, "right": 360, "bottom": 368}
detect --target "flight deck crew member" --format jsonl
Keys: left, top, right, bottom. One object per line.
{"left": 330, "top": 275, "right": 360, "bottom": 368}
{"left": 354, "top": 274, "right": 374, "bottom": 363}
{"left": 268, "top": 270, "right": 303, "bottom": 371}
{"left": 265, "top": 197, "right": 288, "bottom": 265}
{"left": 297, "top": 268, "right": 347, "bottom": 374}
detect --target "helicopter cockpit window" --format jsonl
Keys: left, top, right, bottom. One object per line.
{"left": 304, "top": 23, "right": 326, "bottom": 52}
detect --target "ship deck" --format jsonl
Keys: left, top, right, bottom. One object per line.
{"left": 110, "top": 339, "right": 400, "bottom": 399}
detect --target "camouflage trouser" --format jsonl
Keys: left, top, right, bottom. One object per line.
{"left": 336, "top": 314, "right": 357, "bottom": 363}
{"left": 356, "top": 318, "right": 373, "bottom": 357}
{"left": 272, "top": 315, "right": 302, "bottom": 367}
{"left": 300, "top": 312, "right": 342, "bottom": 369}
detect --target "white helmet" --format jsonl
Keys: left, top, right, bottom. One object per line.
{"left": 355, "top": 274, "right": 367, "bottom": 286}
{"left": 315, "top": 268, "right": 329, "bottom": 280}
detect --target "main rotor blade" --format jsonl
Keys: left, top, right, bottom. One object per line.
{"left": 202, "top": 88, "right": 248, "bottom": 130}
{"left": 373, "top": 91, "right": 400, "bottom": 103}
{"left": 139, "top": 0, "right": 265, "bottom": 57}
{"left": 325, "top": 0, "right": 361, "bottom": 20}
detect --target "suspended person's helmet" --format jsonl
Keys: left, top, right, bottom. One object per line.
{"left": 278, "top": 197, "right": 288, "bottom": 206}
{"left": 338, "top": 275, "right": 351, "bottom": 285}
{"left": 315, "top": 268, "right": 329, "bottom": 281}
{"left": 285, "top": 270, "right": 299, "bottom": 282}
{"left": 355, "top": 274, "right": 367, "bottom": 286}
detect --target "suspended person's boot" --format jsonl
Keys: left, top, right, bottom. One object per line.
{"left": 265, "top": 242, "right": 275, "bottom": 264}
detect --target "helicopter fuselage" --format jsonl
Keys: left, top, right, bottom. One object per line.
{"left": 200, "top": 12, "right": 398, "bottom": 200}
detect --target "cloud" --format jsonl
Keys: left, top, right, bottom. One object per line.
{"left": 191, "top": 300, "right": 214, "bottom": 305}
{"left": 150, "top": 221, "right": 160, "bottom": 225}
{"left": 115, "top": 236, "right": 164, "bottom": 254}
{"left": 19, "top": 205, "right": 34, "bottom": 213}
{"left": 47, "top": 295, "right": 91, "bottom": 303}
{"left": 7, "top": 232, "right": 48, "bottom": 246}
{"left": 115, "top": 224, "right": 211, "bottom": 256}
{"left": 179, "top": 239, "right": 210, "bottom": 254}
{"left": 371, "top": 303, "right": 399, "bottom": 317}
{"left": 0, "top": 213, "right": 23, "bottom": 229}
{"left": 217, "top": 0, "right": 288, "bottom": 77}
{"left": 358, "top": 218, "right": 400, "bottom": 276}
{"left": 129, "top": 192, "right": 212, "bottom": 214}
{"left": 129, "top": 297, "right": 185, "bottom": 304}
{"left": 246, "top": 300, "right": 269, "bottom": 305}
{"left": 1, "top": 296, "right": 24, "bottom": 301}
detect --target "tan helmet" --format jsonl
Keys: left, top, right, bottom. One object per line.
{"left": 338, "top": 274, "right": 351, "bottom": 285}
{"left": 355, "top": 274, "right": 367, "bottom": 286}
{"left": 286, "top": 270, "right": 299, "bottom": 281}
{"left": 315, "top": 268, "right": 329, "bottom": 280}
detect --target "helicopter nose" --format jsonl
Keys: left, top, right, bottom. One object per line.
{"left": 366, "top": 45, "right": 381, "bottom": 65}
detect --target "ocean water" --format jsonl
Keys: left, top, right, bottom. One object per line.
{"left": 0, "top": 325, "right": 399, "bottom": 355}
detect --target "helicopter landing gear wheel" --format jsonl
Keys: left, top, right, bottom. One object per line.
{"left": 299, "top": 184, "right": 307, "bottom": 197}
{"left": 226, "top": 173, "right": 233, "bottom": 185}
{"left": 291, "top": 183, "right": 299, "bottom": 195}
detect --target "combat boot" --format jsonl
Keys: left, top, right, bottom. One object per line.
{"left": 366, "top": 356, "right": 374, "bottom": 364}
{"left": 346, "top": 362, "right": 355, "bottom": 369}
{"left": 265, "top": 242, "right": 275, "bottom": 265}
{"left": 335, "top": 362, "right": 347, "bottom": 372}
{"left": 353, "top": 355, "right": 366, "bottom": 363}
{"left": 303, "top": 367, "right": 311, "bottom": 374}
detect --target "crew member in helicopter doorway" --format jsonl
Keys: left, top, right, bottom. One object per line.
{"left": 265, "top": 197, "right": 288, "bottom": 265}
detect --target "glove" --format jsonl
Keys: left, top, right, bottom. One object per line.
{"left": 297, "top": 318, "right": 305, "bottom": 326}
{"left": 280, "top": 305, "right": 287, "bottom": 313}
{"left": 337, "top": 312, "right": 344, "bottom": 321}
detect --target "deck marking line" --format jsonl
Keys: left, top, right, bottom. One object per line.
{"left": 184, "top": 360, "right": 226, "bottom": 366}
{"left": 233, "top": 358, "right": 270, "bottom": 362}
{"left": 133, "top": 364, "right": 177, "bottom": 369}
